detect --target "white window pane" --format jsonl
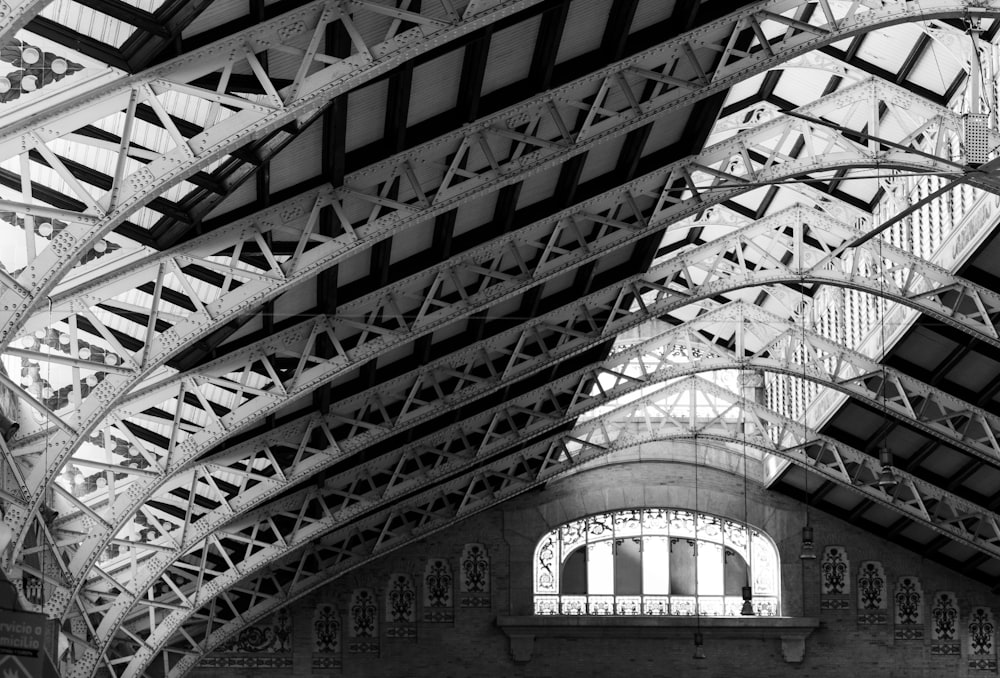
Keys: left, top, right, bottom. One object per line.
{"left": 698, "top": 541, "right": 724, "bottom": 595}
{"left": 588, "top": 540, "right": 614, "bottom": 594}
{"left": 643, "top": 536, "right": 670, "bottom": 594}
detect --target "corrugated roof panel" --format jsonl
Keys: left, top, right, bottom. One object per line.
{"left": 203, "top": 176, "right": 258, "bottom": 221}
{"left": 407, "top": 48, "right": 463, "bottom": 128}
{"left": 269, "top": 122, "right": 323, "bottom": 195}
{"left": 577, "top": 132, "right": 625, "bottom": 185}
{"left": 388, "top": 218, "right": 434, "bottom": 266}
{"left": 40, "top": 0, "right": 136, "bottom": 48}
{"left": 274, "top": 279, "right": 316, "bottom": 323}
{"left": 629, "top": 0, "right": 675, "bottom": 34}
{"left": 855, "top": 22, "right": 925, "bottom": 76}
{"left": 641, "top": 103, "right": 694, "bottom": 153}
{"left": 346, "top": 80, "right": 388, "bottom": 153}
{"left": 182, "top": 0, "right": 246, "bottom": 40}
{"left": 513, "top": 161, "right": 560, "bottom": 210}
{"left": 906, "top": 37, "right": 961, "bottom": 96}
{"left": 772, "top": 68, "right": 833, "bottom": 108}
{"left": 481, "top": 16, "right": 539, "bottom": 96}
{"left": 555, "top": 0, "right": 613, "bottom": 65}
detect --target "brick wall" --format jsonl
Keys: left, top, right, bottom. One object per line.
{"left": 189, "top": 451, "right": 1000, "bottom": 678}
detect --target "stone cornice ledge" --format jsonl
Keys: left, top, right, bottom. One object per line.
{"left": 496, "top": 615, "right": 821, "bottom": 664}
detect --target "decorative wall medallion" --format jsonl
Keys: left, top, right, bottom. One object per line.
{"left": 460, "top": 543, "right": 491, "bottom": 608}
{"left": 349, "top": 589, "right": 379, "bottom": 654}
{"left": 311, "top": 604, "right": 342, "bottom": 671}
{"left": 385, "top": 574, "right": 417, "bottom": 639}
{"left": 857, "top": 561, "right": 887, "bottom": 625}
{"left": 893, "top": 577, "right": 923, "bottom": 640}
{"left": 423, "top": 558, "right": 454, "bottom": 623}
{"left": 202, "top": 609, "right": 292, "bottom": 668}
{"left": 820, "top": 546, "right": 850, "bottom": 611}
{"left": 931, "top": 591, "right": 960, "bottom": 655}
{"left": 969, "top": 607, "right": 997, "bottom": 671}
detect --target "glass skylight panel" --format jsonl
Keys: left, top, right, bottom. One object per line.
{"left": 39, "top": 0, "right": 138, "bottom": 48}
{"left": 117, "top": 0, "right": 163, "bottom": 13}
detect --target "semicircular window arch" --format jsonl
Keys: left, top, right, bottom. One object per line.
{"left": 534, "top": 508, "right": 780, "bottom": 616}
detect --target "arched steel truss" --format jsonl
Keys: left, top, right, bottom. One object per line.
{"left": 0, "top": 0, "right": 555, "bottom": 342}
{"left": 6, "top": 72, "right": 997, "bottom": 578}
{"left": 16, "top": 198, "right": 1000, "bottom": 608}
{"left": 1, "top": 1, "right": 1000, "bottom": 676}
{"left": 118, "top": 371, "right": 1000, "bottom": 678}
{"left": 8, "top": 0, "right": 1000, "bottom": 349}
{"left": 53, "top": 297, "right": 1000, "bottom": 676}
{"left": 0, "top": 0, "right": 966, "bottom": 344}
{"left": 11, "top": 195, "right": 1000, "bottom": 666}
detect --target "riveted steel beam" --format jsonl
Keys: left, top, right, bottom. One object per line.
{"left": 0, "top": 0, "right": 554, "bottom": 346}
{"left": 5, "top": 0, "right": 1000, "bottom": 351}
{"left": 62, "top": 295, "right": 1000, "bottom": 675}
{"left": 112, "top": 368, "right": 1000, "bottom": 678}
{"left": 0, "top": 0, "right": 54, "bottom": 45}
{"left": 4, "top": 22, "right": 988, "bottom": 589}
{"left": 19, "top": 192, "right": 1000, "bottom": 615}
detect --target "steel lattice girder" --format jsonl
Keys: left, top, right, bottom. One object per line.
{"left": 23, "top": 195, "right": 1000, "bottom": 618}
{"left": 76, "top": 298, "right": 1000, "bottom": 655}
{"left": 71, "top": 298, "right": 1000, "bottom": 675}
{"left": 3, "top": 0, "right": 996, "bottom": 660}
{"left": 0, "top": 0, "right": 53, "bottom": 46}
{"left": 4, "top": 21, "right": 956, "bottom": 511}
{"left": 4, "top": 75, "right": 984, "bottom": 520}
{"left": 115, "top": 371, "right": 1000, "bottom": 678}
{"left": 0, "top": 0, "right": 552, "bottom": 344}
{"left": 6, "top": 10, "right": 989, "bottom": 479}
{"left": 3, "top": 15, "right": 992, "bottom": 584}
{"left": 3, "top": 0, "right": 999, "bottom": 352}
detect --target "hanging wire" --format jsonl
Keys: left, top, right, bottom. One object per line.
{"left": 800, "top": 282, "right": 817, "bottom": 560}
{"left": 693, "top": 433, "right": 706, "bottom": 659}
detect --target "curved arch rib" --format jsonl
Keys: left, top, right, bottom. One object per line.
{"left": 31, "top": 193, "right": 1000, "bottom": 617}
{"left": 0, "top": 0, "right": 53, "bottom": 45}
{"left": 120, "top": 371, "right": 1000, "bottom": 678}
{"left": 0, "top": 0, "right": 552, "bottom": 346}
{"left": 5, "top": 70, "right": 985, "bottom": 543}
{"left": 5, "top": 0, "right": 999, "bottom": 352}
{"left": 6, "top": 27, "right": 967, "bottom": 531}
{"left": 70, "top": 297, "right": 1000, "bottom": 675}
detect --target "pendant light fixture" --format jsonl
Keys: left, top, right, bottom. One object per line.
{"left": 876, "top": 230, "right": 898, "bottom": 491}
{"left": 739, "top": 330, "right": 754, "bottom": 616}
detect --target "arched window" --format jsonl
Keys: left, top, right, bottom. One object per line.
{"left": 534, "top": 509, "right": 779, "bottom": 616}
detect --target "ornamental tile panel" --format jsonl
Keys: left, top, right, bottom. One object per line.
{"left": 348, "top": 588, "right": 379, "bottom": 654}
{"left": 857, "top": 561, "right": 887, "bottom": 625}
{"left": 931, "top": 591, "right": 960, "bottom": 656}
{"left": 459, "top": 543, "right": 491, "bottom": 608}
{"left": 385, "top": 573, "right": 417, "bottom": 640}
{"left": 820, "top": 545, "right": 850, "bottom": 611}
{"left": 311, "top": 604, "right": 342, "bottom": 671}
{"left": 423, "top": 558, "right": 454, "bottom": 623}
{"left": 969, "top": 607, "right": 997, "bottom": 672}
{"left": 893, "top": 576, "right": 923, "bottom": 640}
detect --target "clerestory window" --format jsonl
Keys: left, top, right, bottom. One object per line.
{"left": 533, "top": 508, "right": 779, "bottom": 616}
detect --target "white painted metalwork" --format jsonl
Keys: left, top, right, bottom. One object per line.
{"left": 16, "top": 199, "right": 1000, "bottom": 622}
{"left": 119, "top": 371, "right": 1000, "bottom": 678}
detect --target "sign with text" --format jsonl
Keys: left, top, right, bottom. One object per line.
{"left": 0, "top": 610, "right": 45, "bottom": 677}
